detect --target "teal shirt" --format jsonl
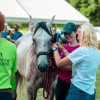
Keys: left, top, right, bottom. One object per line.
{"left": 0, "top": 38, "right": 17, "bottom": 89}
{"left": 67, "top": 46, "right": 100, "bottom": 95}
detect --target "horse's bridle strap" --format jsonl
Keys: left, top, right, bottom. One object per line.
{"left": 37, "top": 52, "right": 49, "bottom": 58}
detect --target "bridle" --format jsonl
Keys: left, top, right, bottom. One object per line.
{"left": 32, "top": 22, "right": 53, "bottom": 58}
{"left": 32, "top": 22, "right": 55, "bottom": 99}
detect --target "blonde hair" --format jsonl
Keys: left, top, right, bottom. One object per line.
{"left": 79, "top": 23, "right": 97, "bottom": 47}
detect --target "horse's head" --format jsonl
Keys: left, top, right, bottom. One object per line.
{"left": 32, "top": 16, "right": 55, "bottom": 72}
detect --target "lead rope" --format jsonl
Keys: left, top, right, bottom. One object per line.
{"left": 43, "top": 54, "right": 56, "bottom": 99}
{"left": 43, "top": 65, "right": 52, "bottom": 99}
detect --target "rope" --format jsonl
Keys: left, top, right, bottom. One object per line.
{"left": 43, "top": 54, "right": 56, "bottom": 99}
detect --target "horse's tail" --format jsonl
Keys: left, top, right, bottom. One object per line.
{"left": 16, "top": 72, "right": 24, "bottom": 100}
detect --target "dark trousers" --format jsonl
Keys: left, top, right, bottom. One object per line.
{"left": 55, "top": 77, "right": 70, "bottom": 100}
{"left": 0, "top": 92, "right": 13, "bottom": 100}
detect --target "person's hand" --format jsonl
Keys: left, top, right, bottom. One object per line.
{"left": 58, "top": 43, "right": 69, "bottom": 55}
{"left": 51, "top": 43, "right": 58, "bottom": 49}
{"left": 57, "top": 43, "right": 66, "bottom": 52}
{"left": 6, "top": 35, "right": 10, "bottom": 40}
{"left": 10, "top": 74, "right": 15, "bottom": 80}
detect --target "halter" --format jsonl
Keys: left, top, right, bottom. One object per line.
{"left": 33, "top": 22, "right": 53, "bottom": 58}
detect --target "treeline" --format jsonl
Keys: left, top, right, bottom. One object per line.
{"left": 66, "top": 0, "right": 100, "bottom": 26}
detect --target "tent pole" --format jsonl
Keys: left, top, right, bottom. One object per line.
{"left": 16, "top": 0, "right": 34, "bottom": 26}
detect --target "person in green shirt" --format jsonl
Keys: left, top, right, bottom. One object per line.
{"left": 0, "top": 12, "right": 17, "bottom": 100}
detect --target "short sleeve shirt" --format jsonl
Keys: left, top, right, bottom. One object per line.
{"left": 10, "top": 31, "right": 22, "bottom": 40}
{"left": 0, "top": 38, "right": 17, "bottom": 89}
{"left": 67, "top": 46, "right": 100, "bottom": 94}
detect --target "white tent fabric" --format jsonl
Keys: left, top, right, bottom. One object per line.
{"left": 0, "top": 0, "right": 29, "bottom": 23}
{"left": 0, "top": 0, "right": 89, "bottom": 24}
{"left": 18, "top": 0, "right": 89, "bottom": 24}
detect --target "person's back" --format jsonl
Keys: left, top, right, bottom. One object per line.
{"left": 0, "top": 12, "right": 17, "bottom": 100}
{"left": 0, "top": 38, "right": 17, "bottom": 89}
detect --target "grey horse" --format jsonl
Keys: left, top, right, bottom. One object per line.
{"left": 16, "top": 16, "right": 56, "bottom": 100}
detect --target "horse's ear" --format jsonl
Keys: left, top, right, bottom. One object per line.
{"left": 32, "top": 21, "right": 37, "bottom": 27}
{"left": 29, "top": 16, "right": 37, "bottom": 27}
{"left": 46, "top": 15, "right": 55, "bottom": 28}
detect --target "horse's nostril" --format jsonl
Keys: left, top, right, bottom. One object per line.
{"left": 38, "top": 64, "right": 48, "bottom": 72}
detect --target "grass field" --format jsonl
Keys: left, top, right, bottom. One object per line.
{"left": 19, "top": 64, "right": 100, "bottom": 100}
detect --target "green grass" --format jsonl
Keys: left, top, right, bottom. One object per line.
{"left": 96, "top": 64, "right": 100, "bottom": 100}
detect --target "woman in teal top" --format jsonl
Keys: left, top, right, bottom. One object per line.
{"left": 0, "top": 12, "right": 17, "bottom": 100}
{"left": 52, "top": 23, "right": 100, "bottom": 100}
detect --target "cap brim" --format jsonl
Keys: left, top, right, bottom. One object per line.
{"left": 61, "top": 29, "right": 73, "bottom": 34}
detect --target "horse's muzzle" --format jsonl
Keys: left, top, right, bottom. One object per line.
{"left": 38, "top": 64, "right": 48, "bottom": 72}
{"left": 37, "top": 54, "right": 49, "bottom": 72}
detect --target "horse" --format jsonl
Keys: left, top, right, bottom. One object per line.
{"left": 16, "top": 16, "right": 57, "bottom": 100}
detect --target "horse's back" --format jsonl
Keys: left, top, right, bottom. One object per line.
{"left": 16, "top": 34, "right": 33, "bottom": 56}
{"left": 16, "top": 34, "right": 34, "bottom": 76}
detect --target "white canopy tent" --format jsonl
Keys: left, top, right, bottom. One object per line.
{"left": 0, "top": 0, "right": 89, "bottom": 24}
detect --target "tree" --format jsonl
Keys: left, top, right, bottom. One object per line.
{"left": 66, "top": 0, "right": 100, "bottom": 26}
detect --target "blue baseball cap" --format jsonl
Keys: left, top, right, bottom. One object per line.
{"left": 62, "top": 22, "right": 78, "bottom": 34}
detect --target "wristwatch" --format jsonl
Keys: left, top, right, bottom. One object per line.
{"left": 52, "top": 47, "right": 58, "bottom": 51}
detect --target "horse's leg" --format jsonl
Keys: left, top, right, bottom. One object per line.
{"left": 27, "top": 81, "right": 38, "bottom": 100}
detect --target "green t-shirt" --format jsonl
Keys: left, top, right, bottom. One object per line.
{"left": 0, "top": 38, "right": 17, "bottom": 89}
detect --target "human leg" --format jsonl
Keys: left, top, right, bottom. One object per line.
{"left": 55, "top": 77, "right": 70, "bottom": 100}
{"left": 0, "top": 92, "right": 13, "bottom": 100}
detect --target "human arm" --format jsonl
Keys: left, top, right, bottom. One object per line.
{"left": 52, "top": 43, "right": 72, "bottom": 68}
{"left": 10, "top": 45, "right": 17, "bottom": 79}
{"left": 57, "top": 43, "right": 69, "bottom": 56}
{"left": 9, "top": 38, "right": 16, "bottom": 43}
{"left": 60, "top": 65, "right": 72, "bottom": 71}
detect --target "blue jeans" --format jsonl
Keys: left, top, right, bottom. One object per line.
{"left": 66, "top": 83, "right": 95, "bottom": 100}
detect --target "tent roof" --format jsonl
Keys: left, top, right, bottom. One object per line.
{"left": 18, "top": 0, "right": 89, "bottom": 24}
{"left": 0, "top": 0, "right": 29, "bottom": 23}
{"left": 0, "top": 0, "right": 89, "bottom": 24}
